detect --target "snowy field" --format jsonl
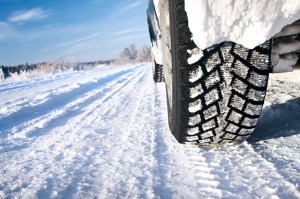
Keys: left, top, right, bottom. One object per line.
{"left": 0, "top": 63, "right": 299, "bottom": 198}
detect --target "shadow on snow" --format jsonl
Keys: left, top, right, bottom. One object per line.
{"left": 248, "top": 97, "right": 300, "bottom": 142}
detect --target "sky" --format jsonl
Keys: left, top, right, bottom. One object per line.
{"left": 0, "top": 0, "right": 150, "bottom": 65}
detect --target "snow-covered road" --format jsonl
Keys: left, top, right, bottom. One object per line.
{"left": 0, "top": 63, "right": 299, "bottom": 198}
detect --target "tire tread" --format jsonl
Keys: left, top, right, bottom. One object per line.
{"left": 169, "top": 0, "right": 271, "bottom": 145}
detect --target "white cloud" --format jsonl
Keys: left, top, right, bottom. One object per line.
{"left": 0, "top": 21, "right": 15, "bottom": 39}
{"left": 57, "top": 26, "right": 144, "bottom": 49}
{"left": 119, "top": 1, "right": 144, "bottom": 15}
{"left": 114, "top": 28, "right": 145, "bottom": 35}
{"left": 57, "top": 32, "right": 105, "bottom": 48}
{"left": 8, "top": 8, "right": 49, "bottom": 23}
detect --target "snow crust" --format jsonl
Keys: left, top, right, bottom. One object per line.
{"left": 185, "top": 0, "right": 300, "bottom": 49}
{"left": 0, "top": 64, "right": 300, "bottom": 198}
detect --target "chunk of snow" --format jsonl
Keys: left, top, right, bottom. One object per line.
{"left": 185, "top": 0, "right": 300, "bottom": 49}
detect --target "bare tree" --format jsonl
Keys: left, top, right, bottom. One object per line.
{"left": 36, "top": 57, "right": 80, "bottom": 74}
{"left": 117, "top": 48, "right": 132, "bottom": 64}
{"left": 115, "top": 45, "right": 152, "bottom": 65}
{"left": 130, "top": 44, "right": 137, "bottom": 60}
{"left": 136, "top": 46, "right": 151, "bottom": 62}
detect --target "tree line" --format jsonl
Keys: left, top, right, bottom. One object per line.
{"left": 0, "top": 58, "right": 113, "bottom": 80}
{"left": 115, "top": 44, "right": 151, "bottom": 65}
{"left": 1, "top": 44, "right": 152, "bottom": 80}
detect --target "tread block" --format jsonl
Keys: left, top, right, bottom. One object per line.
{"left": 232, "top": 44, "right": 249, "bottom": 60}
{"left": 189, "top": 83, "right": 204, "bottom": 98}
{"left": 232, "top": 78, "right": 248, "bottom": 95}
{"left": 222, "top": 133, "right": 237, "bottom": 140}
{"left": 204, "top": 70, "right": 221, "bottom": 89}
{"left": 188, "top": 99, "right": 202, "bottom": 113}
{"left": 204, "top": 52, "right": 222, "bottom": 72}
{"left": 230, "top": 94, "right": 246, "bottom": 111}
{"left": 244, "top": 103, "right": 263, "bottom": 116}
{"left": 233, "top": 60, "right": 249, "bottom": 79}
{"left": 249, "top": 50, "right": 270, "bottom": 70}
{"left": 238, "top": 128, "right": 255, "bottom": 135}
{"left": 153, "top": 62, "right": 165, "bottom": 82}
{"left": 225, "top": 123, "right": 240, "bottom": 134}
{"left": 186, "top": 126, "right": 200, "bottom": 136}
{"left": 204, "top": 88, "right": 219, "bottom": 106}
{"left": 220, "top": 45, "right": 234, "bottom": 63}
{"left": 203, "top": 105, "right": 218, "bottom": 120}
{"left": 202, "top": 119, "right": 217, "bottom": 131}
{"left": 200, "top": 131, "right": 214, "bottom": 139}
{"left": 185, "top": 135, "right": 199, "bottom": 142}
{"left": 242, "top": 117, "right": 259, "bottom": 127}
{"left": 181, "top": 66, "right": 203, "bottom": 83}
{"left": 227, "top": 110, "right": 243, "bottom": 124}
{"left": 247, "top": 88, "right": 265, "bottom": 101}
{"left": 248, "top": 71, "right": 268, "bottom": 87}
{"left": 188, "top": 114, "right": 201, "bottom": 126}
{"left": 198, "top": 138, "right": 212, "bottom": 144}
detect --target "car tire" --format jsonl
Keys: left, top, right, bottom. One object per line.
{"left": 166, "top": 0, "right": 271, "bottom": 145}
{"left": 152, "top": 59, "right": 165, "bottom": 82}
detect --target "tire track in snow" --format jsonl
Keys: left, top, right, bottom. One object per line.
{"left": 184, "top": 143, "right": 300, "bottom": 198}
{"left": 0, "top": 72, "right": 92, "bottom": 118}
{"left": 253, "top": 141, "right": 300, "bottom": 192}
{"left": 0, "top": 65, "right": 146, "bottom": 151}
{"left": 36, "top": 64, "right": 154, "bottom": 198}
{"left": 43, "top": 65, "right": 151, "bottom": 198}
{"left": 249, "top": 71, "right": 300, "bottom": 192}
{"left": 0, "top": 66, "right": 145, "bottom": 119}
{"left": 89, "top": 66, "right": 158, "bottom": 198}
{"left": 90, "top": 65, "right": 199, "bottom": 198}
{"left": 0, "top": 66, "right": 139, "bottom": 134}
{"left": 0, "top": 74, "right": 76, "bottom": 93}
{"left": 150, "top": 84, "right": 203, "bottom": 199}
{"left": 0, "top": 63, "right": 198, "bottom": 198}
{"left": 0, "top": 64, "right": 151, "bottom": 198}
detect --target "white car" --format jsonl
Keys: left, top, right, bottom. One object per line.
{"left": 147, "top": 0, "right": 300, "bottom": 145}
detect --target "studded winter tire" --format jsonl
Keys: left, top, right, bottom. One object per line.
{"left": 166, "top": 0, "right": 271, "bottom": 145}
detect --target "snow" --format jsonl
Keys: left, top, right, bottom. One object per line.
{"left": 185, "top": 0, "right": 300, "bottom": 50}
{"left": 151, "top": 40, "right": 163, "bottom": 65}
{"left": 187, "top": 48, "right": 203, "bottom": 65}
{"left": 153, "top": 0, "right": 160, "bottom": 18}
{"left": 272, "top": 53, "right": 298, "bottom": 73}
{"left": 271, "top": 33, "right": 300, "bottom": 72}
{"left": 0, "top": 63, "right": 300, "bottom": 198}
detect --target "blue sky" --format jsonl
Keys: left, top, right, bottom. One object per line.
{"left": 0, "top": 0, "right": 150, "bottom": 65}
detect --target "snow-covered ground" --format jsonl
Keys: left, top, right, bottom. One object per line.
{"left": 0, "top": 63, "right": 299, "bottom": 198}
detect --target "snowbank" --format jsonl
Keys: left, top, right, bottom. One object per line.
{"left": 185, "top": 0, "right": 300, "bottom": 49}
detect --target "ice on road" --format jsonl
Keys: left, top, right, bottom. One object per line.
{"left": 0, "top": 63, "right": 299, "bottom": 198}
